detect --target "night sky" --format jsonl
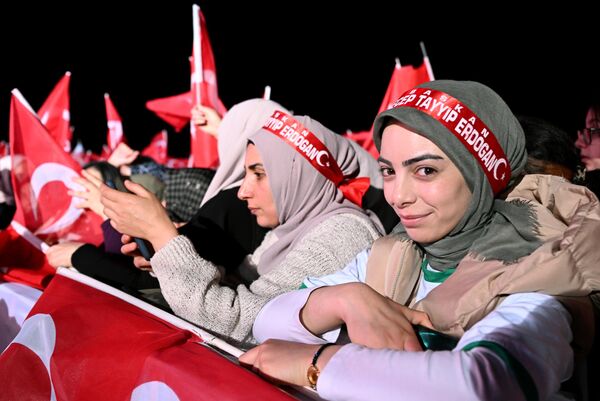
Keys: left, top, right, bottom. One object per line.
{"left": 1, "top": 3, "right": 597, "bottom": 157}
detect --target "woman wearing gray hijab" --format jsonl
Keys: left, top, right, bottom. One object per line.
{"left": 241, "top": 81, "right": 600, "bottom": 400}
{"left": 100, "top": 112, "right": 382, "bottom": 348}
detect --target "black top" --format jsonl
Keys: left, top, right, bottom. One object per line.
{"left": 71, "top": 186, "right": 268, "bottom": 290}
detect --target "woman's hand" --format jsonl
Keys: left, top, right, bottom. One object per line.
{"left": 68, "top": 169, "right": 106, "bottom": 219}
{"left": 100, "top": 180, "right": 177, "bottom": 251}
{"left": 107, "top": 143, "right": 139, "bottom": 168}
{"left": 46, "top": 241, "right": 85, "bottom": 268}
{"left": 302, "top": 283, "right": 432, "bottom": 351}
{"left": 340, "top": 283, "right": 432, "bottom": 351}
{"left": 121, "top": 234, "right": 153, "bottom": 270}
{"left": 191, "top": 104, "right": 222, "bottom": 138}
{"left": 240, "top": 339, "right": 339, "bottom": 387}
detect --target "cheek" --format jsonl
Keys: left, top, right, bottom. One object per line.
{"left": 588, "top": 143, "right": 600, "bottom": 157}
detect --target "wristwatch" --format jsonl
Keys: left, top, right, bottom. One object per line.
{"left": 307, "top": 343, "right": 335, "bottom": 390}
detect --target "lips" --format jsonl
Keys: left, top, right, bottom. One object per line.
{"left": 398, "top": 212, "right": 429, "bottom": 228}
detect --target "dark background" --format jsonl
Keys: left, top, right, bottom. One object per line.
{"left": 1, "top": 3, "right": 597, "bottom": 157}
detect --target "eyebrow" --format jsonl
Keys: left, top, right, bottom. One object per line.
{"left": 377, "top": 154, "right": 444, "bottom": 167}
{"left": 402, "top": 154, "right": 444, "bottom": 167}
{"left": 248, "top": 163, "right": 265, "bottom": 171}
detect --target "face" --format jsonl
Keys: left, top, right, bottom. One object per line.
{"left": 379, "top": 123, "right": 472, "bottom": 244}
{"left": 237, "top": 143, "right": 279, "bottom": 228}
{"left": 575, "top": 106, "right": 600, "bottom": 171}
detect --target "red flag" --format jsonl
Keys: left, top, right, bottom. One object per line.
{"left": 189, "top": 5, "right": 226, "bottom": 169}
{"left": 146, "top": 91, "right": 194, "bottom": 132}
{"left": 9, "top": 89, "right": 103, "bottom": 246}
{"left": 344, "top": 59, "right": 433, "bottom": 158}
{"left": 142, "top": 130, "right": 168, "bottom": 164}
{"left": 0, "top": 223, "right": 54, "bottom": 290}
{"left": 0, "top": 269, "right": 296, "bottom": 401}
{"left": 104, "top": 93, "right": 125, "bottom": 152}
{"left": 38, "top": 72, "right": 72, "bottom": 153}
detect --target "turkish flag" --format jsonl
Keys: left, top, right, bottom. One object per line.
{"left": 9, "top": 89, "right": 103, "bottom": 246}
{"left": 0, "top": 223, "right": 54, "bottom": 290}
{"left": 104, "top": 93, "right": 125, "bottom": 152}
{"left": 142, "top": 130, "right": 168, "bottom": 164}
{"left": 38, "top": 72, "right": 72, "bottom": 153}
{"left": 189, "top": 6, "right": 226, "bottom": 169}
{"left": 344, "top": 59, "right": 433, "bottom": 158}
{"left": 146, "top": 91, "right": 194, "bottom": 132}
{"left": 0, "top": 270, "right": 296, "bottom": 401}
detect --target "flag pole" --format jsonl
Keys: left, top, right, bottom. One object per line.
{"left": 420, "top": 41, "right": 435, "bottom": 80}
{"left": 192, "top": 4, "right": 203, "bottom": 106}
{"left": 263, "top": 85, "right": 271, "bottom": 100}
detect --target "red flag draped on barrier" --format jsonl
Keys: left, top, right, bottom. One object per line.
{"left": 9, "top": 89, "right": 103, "bottom": 248}
{"left": 38, "top": 72, "right": 72, "bottom": 153}
{"left": 344, "top": 53, "right": 434, "bottom": 158}
{"left": 0, "top": 270, "right": 296, "bottom": 401}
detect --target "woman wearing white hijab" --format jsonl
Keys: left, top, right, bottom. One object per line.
{"left": 101, "top": 112, "right": 382, "bottom": 347}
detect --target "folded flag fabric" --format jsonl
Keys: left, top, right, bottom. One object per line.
{"left": 0, "top": 269, "right": 295, "bottom": 401}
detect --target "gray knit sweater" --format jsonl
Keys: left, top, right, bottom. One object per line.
{"left": 150, "top": 213, "right": 381, "bottom": 348}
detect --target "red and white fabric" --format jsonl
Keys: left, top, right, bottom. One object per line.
{"left": 188, "top": 5, "right": 226, "bottom": 169}
{"left": 344, "top": 59, "right": 433, "bottom": 158}
{"left": 142, "top": 130, "right": 168, "bottom": 164}
{"left": 9, "top": 89, "right": 103, "bottom": 247}
{"left": 104, "top": 93, "right": 125, "bottom": 153}
{"left": 0, "top": 269, "right": 296, "bottom": 401}
{"left": 38, "top": 72, "right": 72, "bottom": 153}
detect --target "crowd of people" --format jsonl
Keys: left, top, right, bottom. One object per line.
{"left": 1, "top": 81, "right": 600, "bottom": 400}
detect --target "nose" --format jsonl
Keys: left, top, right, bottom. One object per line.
{"left": 575, "top": 133, "right": 587, "bottom": 150}
{"left": 237, "top": 175, "right": 252, "bottom": 200}
{"left": 390, "top": 174, "right": 416, "bottom": 209}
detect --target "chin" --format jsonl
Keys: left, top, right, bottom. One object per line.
{"left": 405, "top": 228, "right": 443, "bottom": 245}
{"left": 257, "top": 217, "right": 278, "bottom": 229}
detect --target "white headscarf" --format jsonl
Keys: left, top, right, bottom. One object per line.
{"left": 250, "top": 114, "right": 375, "bottom": 275}
{"left": 200, "top": 99, "right": 291, "bottom": 206}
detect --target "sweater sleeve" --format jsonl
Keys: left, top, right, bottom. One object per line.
{"left": 317, "top": 293, "right": 573, "bottom": 401}
{"left": 150, "top": 213, "right": 380, "bottom": 347}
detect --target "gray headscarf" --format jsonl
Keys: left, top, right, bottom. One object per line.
{"left": 373, "top": 80, "right": 541, "bottom": 269}
{"left": 200, "top": 99, "right": 291, "bottom": 206}
{"left": 250, "top": 114, "right": 373, "bottom": 275}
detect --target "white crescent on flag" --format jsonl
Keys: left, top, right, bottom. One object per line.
{"left": 30, "top": 162, "right": 83, "bottom": 235}
{"left": 12, "top": 313, "right": 58, "bottom": 401}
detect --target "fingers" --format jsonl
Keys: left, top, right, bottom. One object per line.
{"left": 121, "top": 241, "right": 138, "bottom": 255}
{"left": 123, "top": 179, "right": 151, "bottom": 198}
{"left": 121, "top": 234, "right": 133, "bottom": 244}
{"left": 133, "top": 255, "right": 152, "bottom": 269}
{"left": 81, "top": 169, "right": 103, "bottom": 187}
{"left": 410, "top": 311, "right": 434, "bottom": 330}
{"left": 238, "top": 347, "right": 258, "bottom": 366}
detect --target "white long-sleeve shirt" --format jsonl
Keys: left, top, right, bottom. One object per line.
{"left": 253, "top": 249, "right": 574, "bottom": 401}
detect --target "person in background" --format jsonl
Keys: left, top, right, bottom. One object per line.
{"left": 101, "top": 112, "right": 383, "bottom": 348}
{"left": 575, "top": 103, "right": 600, "bottom": 198}
{"left": 0, "top": 156, "right": 15, "bottom": 230}
{"left": 519, "top": 115, "right": 579, "bottom": 181}
{"left": 240, "top": 81, "right": 600, "bottom": 401}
